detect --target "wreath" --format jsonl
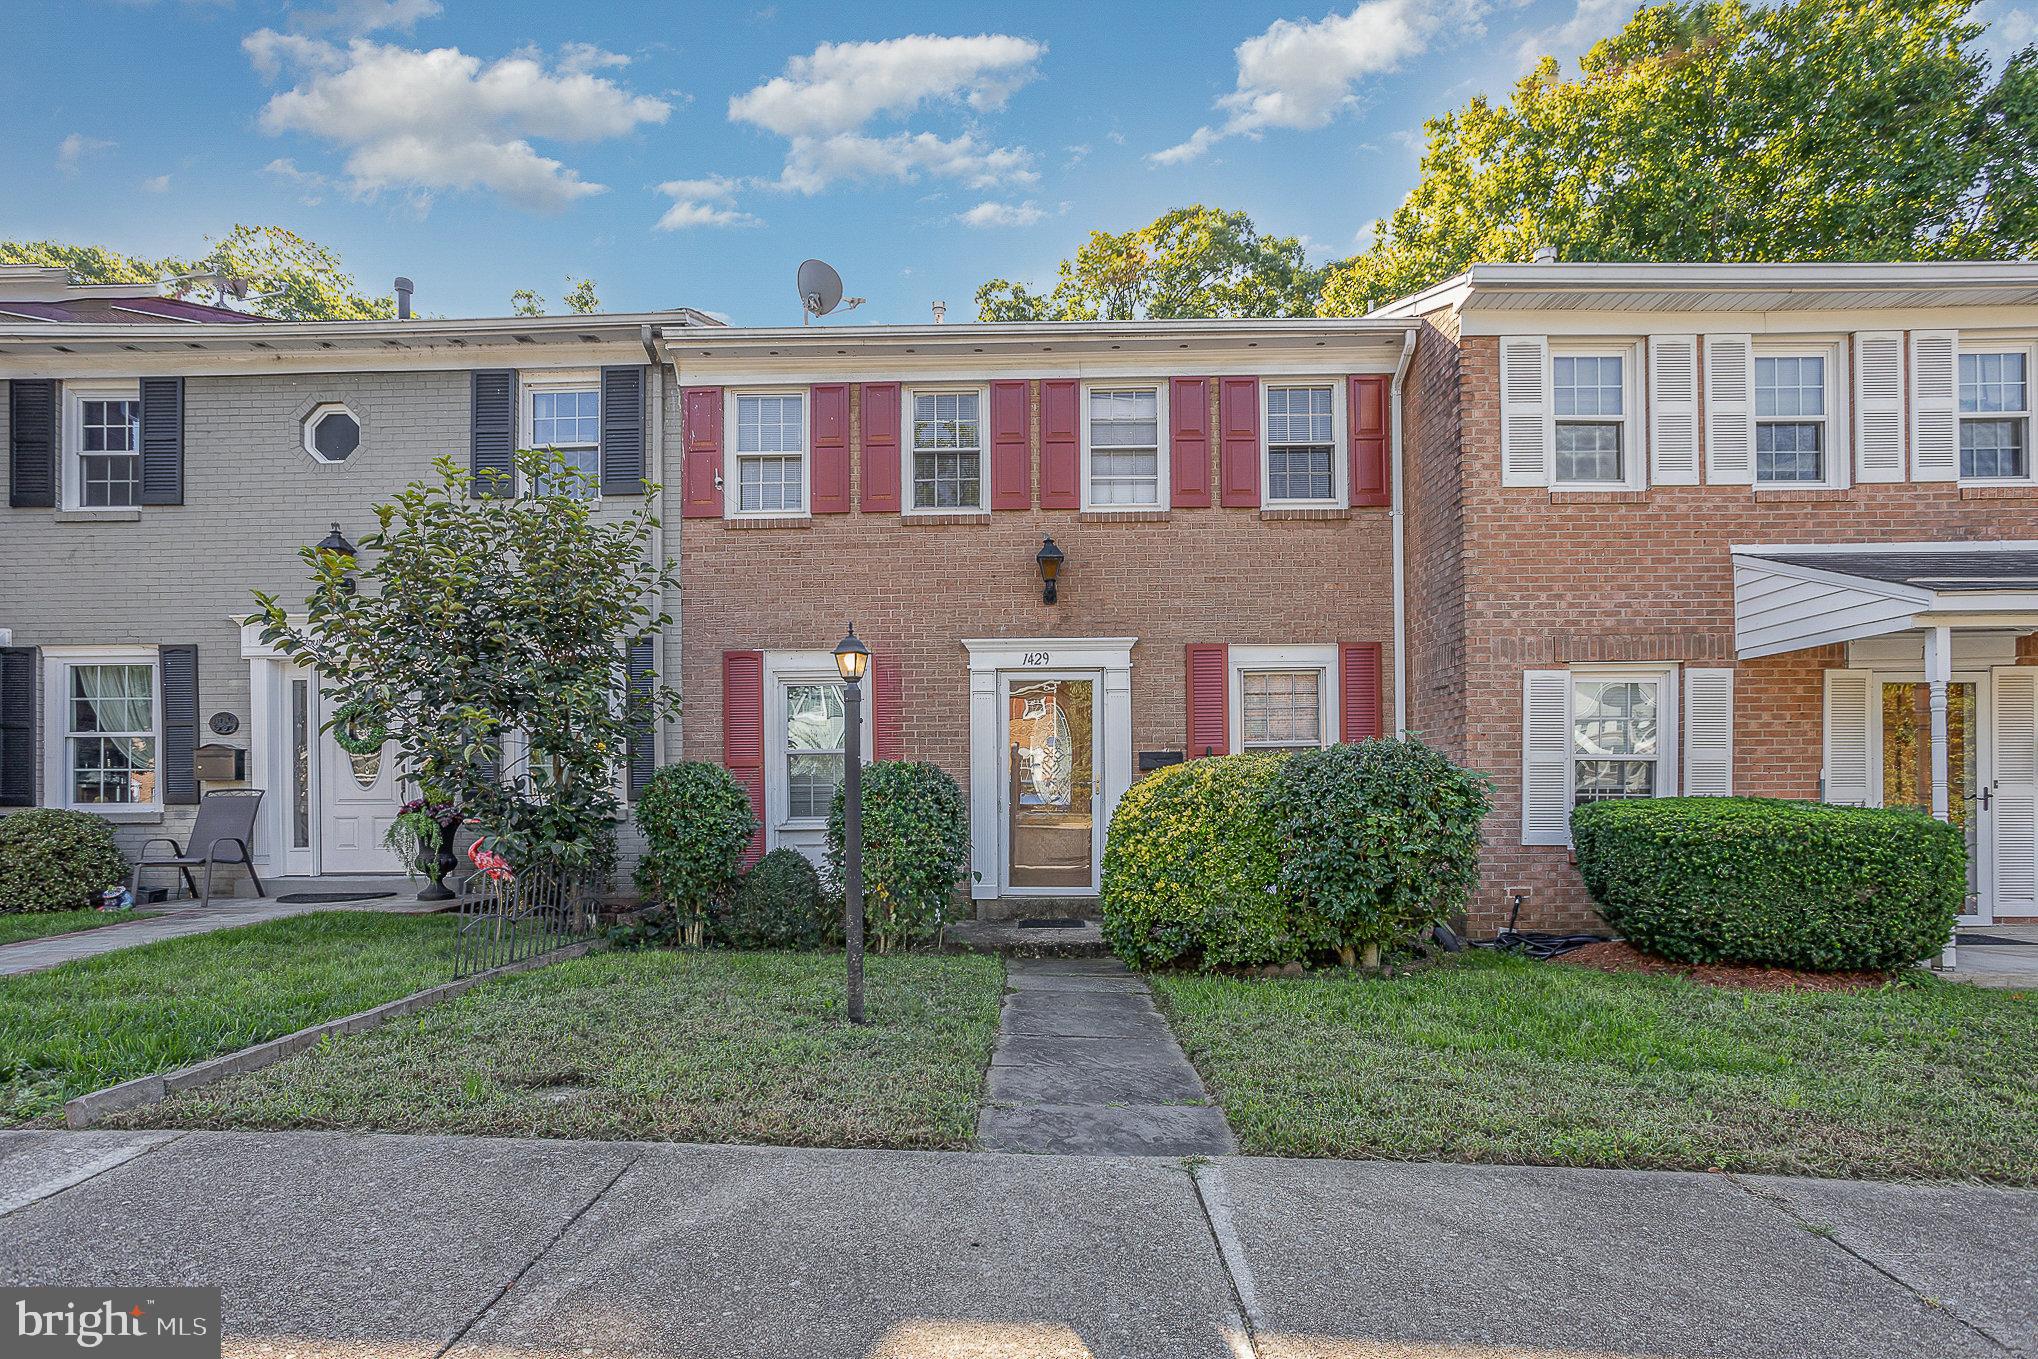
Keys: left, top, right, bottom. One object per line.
{"left": 330, "top": 698, "right": 390, "bottom": 756}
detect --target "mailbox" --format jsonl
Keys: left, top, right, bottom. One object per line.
{"left": 194, "top": 743, "right": 246, "bottom": 783}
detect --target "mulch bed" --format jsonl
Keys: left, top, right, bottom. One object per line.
{"left": 1555, "top": 940, "right": 1895, "bottom": 992}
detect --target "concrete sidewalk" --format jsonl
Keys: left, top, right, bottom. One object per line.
{"left": 1, "top": 1130, "right": 2030, "bottom": 1359}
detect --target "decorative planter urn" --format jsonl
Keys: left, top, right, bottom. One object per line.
{"left": 417, "top": 821, "right": 459, "bottom": 901}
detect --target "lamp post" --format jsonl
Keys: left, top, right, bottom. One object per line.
{"left": 834, "top": 624, "right": 871, "bottom": 1025}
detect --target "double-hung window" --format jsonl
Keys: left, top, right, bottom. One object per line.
{"left": 1264, "top": 384, "right": 1336, "bottom": 504}
{"left": 526, "top": 378, "right": 600, "bottom": 498}
{"left": 52, "top": 652, "right": 159, "bottom": 807}
{"left": 1230, "top": 646, "right": 1337, "bottom": 753}
{"left": 65, "top": 383, "right": 142, "bottom": 509}
{"left": 734, "top": 392, "right": 807, "bottom": 514}
{"left": 1571, "top": 676, "right": 1664, "bottom": 804}
{"left": 1754, "top": 353, "right": 1828, "bottom": 484}
{"left": 909, "top": 389, "right": 984, "bottom": 511}
{"left": 782, "top": 681, "right": 845, "bottom": 821}
{"left": 1086, "top": 386, "right": 1162, "bottom": 507}
{"left": 1551, "top": 354, "right": 1626, "bottom": 484}
{"left": 1960, "top": 349, "right": 2031, "bottom": 481}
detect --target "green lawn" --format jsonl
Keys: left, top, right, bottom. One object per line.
{"left": 0, "top": 911, "right": 454, "bottom": 1124}
{"left": 1151, "top": 953, "right": 2036, "bottom": 1183}
{"left": 121, "top": 950, "right": 1006, "bottom": 1149}
{"left": 0, "top": 910, "right": 154, "bottom": 947}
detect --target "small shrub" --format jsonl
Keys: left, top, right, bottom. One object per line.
{"left": 0, "top": 810, "right": 129, "bottom": 913}
{"left": 826, "top": 761, "right": 970, "bottom": 952}
{"left": 717, "top": 848, "right": 830, "bottom": 950}
{"left": 1572, "top": 796, "right": 1963, "bottom": 971}
{"left": 633, "top": 762, "right": 757, "bottom": 921}
{"left": 1100, "top": 754, "right": 1304, "bottom": 969}
{"left": 1270, "top": 738, "right": 1492, "bottom": 965}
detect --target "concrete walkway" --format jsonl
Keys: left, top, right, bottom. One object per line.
{"left": 1, "top": 1129, "right": 2031, "bottom": 1358}
{"left": 1955, "top": 922, "right": 2038, "bottom": 990}
{"left": 0, "top": 878, "right": 440, "bottom": 977}
{"left": 977, "top": 957, "right": 1235, "bottom": 1155}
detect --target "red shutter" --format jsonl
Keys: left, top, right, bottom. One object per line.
{"left": 1170, "top": 377, "right": 1212, "bottom": 508}
{"left": 1339, "top": 642, "right": 1383, "bottom": 742}
{"left": 871, "top": 652, "right": 903, "bottom": 761}
{"left": 990, "top": 380, "right": 1031, "bottom": 510}
{"left": 1218, "top": 377, "right": 1260, "bottom": 508}
{"left": 681, "top": 387, "right": 723, "bottom": 518}
{"left": 1349, "top": 374, "right": 1390, "bottom": 508}
{"left": 811, "top": 383, "right": 850, "bottom": 513}
{"left": 1039, "top": 379, "right": 1080, "bottom": 509}
{"left": 1185, "top": 643, "right": 1229, "bottom": 757}
{"left": 722, "top": 650, "right": 766, "bottom": 866}
{"left": 859, "top": 383, "right": 901, "bottom": 512}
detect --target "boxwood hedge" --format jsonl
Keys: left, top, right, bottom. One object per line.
{"left": 1571, "top": 796, "right": 1962, "bottom": 971}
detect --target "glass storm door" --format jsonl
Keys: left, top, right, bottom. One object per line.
{"left": 1882, "top": 679, "right": 1987, "bottom": 921}
{"left": 1005, "top": 676, "right": 1098, "bottom": 893}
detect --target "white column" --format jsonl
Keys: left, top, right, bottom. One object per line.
{"left": 966, "top": 667, "right": 999, "bottom": 900}
{"left": 1926, "top": 625, "right": 1956, "bottom": 970}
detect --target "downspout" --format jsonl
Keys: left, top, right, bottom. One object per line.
{"left": 1390, "top": 326, "right": 1417, "bottom": 739}
{"left": 641, "top": 323, "right": 671, "bottom": 762}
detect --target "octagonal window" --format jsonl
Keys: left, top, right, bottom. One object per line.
{"left": 304, "top": 404, "right": 361, "bottom": 463}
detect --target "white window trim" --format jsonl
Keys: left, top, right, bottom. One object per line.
{"left": 40, "top": 645, "right": 163, "bottom": 815}
{"left": 1568, "top": 664, "right": 1680, "bottom": 806}
{"left": 900, "top": 383, "right": 992, "bottom": 515}
{"left": 1957, "top": 340, "right": 2037, "bottom": 486}
{"left": 1228, "top": 644, "right": 1339, "bottom": 752}
{"left": 301, "top": 401, "right": 361, "bottom": 464}
{"left": 722, "top": 388, "right": 813, "bottom": 520}
{"left": 1752, "top": 341, "right": 1851, "bottom": 490}
{"left": 61, "top": 379, "right": 142, "bottom": 512}
{"left": 1260, "top": 381, "right": 1348, "bottom": 509}
{"left": 1079, "top": 380, "right": 1171, "bottom": 512}
{"left": 519, "top": 368, "right": 601, "bottom": 499}
{"left": 762, "top": 652, "right": 876, "bottom": 843}
{"left": 1549, "top": 344, "right": 1644, "bottom": 490}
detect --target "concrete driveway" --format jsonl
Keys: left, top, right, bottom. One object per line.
{"left": 1, "top": 1130, "right": 2030, "bottom": 1359}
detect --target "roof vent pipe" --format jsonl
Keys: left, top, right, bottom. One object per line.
{"left": 1530, "top": 245, "right": 1557, "bottom": 264}
{"left": 394, "top": 276, "right": 414, "bottom": 319}
{"left": 931, "top": 299, "right": 946, "bottom": 324}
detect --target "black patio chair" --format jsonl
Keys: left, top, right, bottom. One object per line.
{"left": 130, "top": 788, "right": 267, "bottom": 907}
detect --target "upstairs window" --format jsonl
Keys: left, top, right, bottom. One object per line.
{"left": 910, "top": 389, "right": 984, "bottom": 511}
{"left": 734, "top": 392, "right": 807, "bottom": 514}
{"left": 1264, "top": 384, "right": 1335, "bottom": 503}
{"left": 66, "top": 384, "right": 142, "bottom": 508}
{"left": 1087, "top": 387, "right": 1161, "bottom": 507}
{"left": 1754, "top": 354, "right": 1827, "bottom": 484}
{"left": 1552, "top": 354, "right": 1625, "bottom": 484}
{"left": 526, "top": 382, "right": 600, "bottom": 498}
{"left": 1961, "top": 351, "right": 2030, "bottom": 481}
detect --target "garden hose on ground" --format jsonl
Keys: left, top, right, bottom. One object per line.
{"left": 1452, "top": 896, "right": 1610, "bottom": 960}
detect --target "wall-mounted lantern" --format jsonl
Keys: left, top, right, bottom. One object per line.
{"left": 1037, "top": 536, "right": 1065, "bottom": 605}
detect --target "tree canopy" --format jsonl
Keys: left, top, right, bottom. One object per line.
{"left": 0, "top": 226, "right": 396, "bottom": 321}
{"left": 1319, "top": 0, "right": 2038, "bottom": 314}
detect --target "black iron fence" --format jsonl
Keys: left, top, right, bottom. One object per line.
{"left": 450, "top": 863, "right": 596, "bottom": 979}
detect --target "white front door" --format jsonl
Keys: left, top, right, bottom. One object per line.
{"left": 1000, "top": 672, "right": 1101, "bottom": 895}
{"left": 313, "top": 682, "right": 405, "bottom": 875}
{"left": 1989, "top": 667, "right": 2036, "bottom": 923}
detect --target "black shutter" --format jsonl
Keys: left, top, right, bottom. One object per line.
{"left": 9, "top": 380, "right": 57, "bottom": 508}
{"left": 470, "top": 369, "right": 516, "bottom": 499}
{"left": 0, "top": 647, "right": 37, "bottom": 807}
{"left": 626, "top": 639, "right": 657, "bottom": 800}
{"left": 599, "top": 365, "right": 647, "bottom": 497}
{"left": 159, "top": 644, "right": 199, "bottom": 806}
{"left": 139, "top": 376, "right": 184, "bottom": 506}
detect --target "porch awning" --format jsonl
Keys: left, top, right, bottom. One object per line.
{"left": 1732, "top": 543, "right": 2038, "bottom": 659}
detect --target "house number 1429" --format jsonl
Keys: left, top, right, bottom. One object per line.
{"left": 1021, "top": 652, "right": 1050, "bottom": 666}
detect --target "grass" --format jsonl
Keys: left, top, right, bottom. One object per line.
{"left": 120, "top": 950, "right": 1006, "bottom": 1149}
{"left": 1150, "top": 952, "right": 2036, "bottom": 1184}
{"left": 0, "top": 909, "right": 154, "bottom": 947}
{"left": 0, "top": 911, "right": 454, "bottom": 1124}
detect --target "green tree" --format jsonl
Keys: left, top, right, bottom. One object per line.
{"left": 509, "top": 277, "right": 601, "bottom": 316}
{"left": 0, "top": 225, "right": 394, "bottom": 320}
{"left": 976, "top": 206, "right": 1325, "bottom": 320}
{"left": 1321, "top": 0, "right": 2038, "bottom": 315}
{"left": 251, "top": 450, "right": 680, "bottom": 879}
{"left": 510, "top": 288, "right": 546, "bottom": 317}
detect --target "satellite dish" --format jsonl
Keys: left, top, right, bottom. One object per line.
{"left": 797, "top": 259, "right": 843, "bottom": 321}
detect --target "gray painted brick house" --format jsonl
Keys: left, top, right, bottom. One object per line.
{"left": 0, "top": 265, "right": 710, "bottom": 889}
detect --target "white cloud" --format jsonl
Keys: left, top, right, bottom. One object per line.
{"left": 775, "top": 130, "right": 1036, "bottom": 195}
{"left": 244, "top": 31, "right": 671, "bottom": 211}
{"left": 557, "top": 42, "right": 631, "bottom": 74}
{"left": 1154, "top": 0, "right": 1479, "bottom": 164}
{"left": 1976, "top": 1, "right": 2038, "bottom": 65}
{"left": 56, "top": 133, "right": 114, "bottom": 174}
{"left": 957, "top": 199, "right": 1052, "bottom": 227}
{"left": 288, "top": 0, "right": 442, "bottom": 35}
{"left": 141, "top": 174, "right": 172, "bottom": 193}
{"left": 654, "top": 175, "right": 761, "bottom": 229}
{"left": 1512, "top": 0, "right": 1642, "bottom": 69}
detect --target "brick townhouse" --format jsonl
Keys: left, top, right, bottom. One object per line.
{"left": 5, "top": 259, "right": 2038, "bottom": 935}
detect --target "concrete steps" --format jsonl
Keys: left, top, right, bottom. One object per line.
{"left": 942, "top": 918, "right": 1110, "bottom": 958}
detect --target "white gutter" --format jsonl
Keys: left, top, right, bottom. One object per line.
{"left": 1389, "top": 326, "right": 1416, "bottom": 738}
{"left": 641, "top": 324, "right": 672, "bottom": 762}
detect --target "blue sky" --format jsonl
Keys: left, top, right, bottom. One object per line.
{"left": 7, "top": 0, "right": 2034, "bottom": 323}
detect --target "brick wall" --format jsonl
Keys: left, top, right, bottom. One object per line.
{"left": 1403, "top": 311, "right": 1466, "bottom": 756}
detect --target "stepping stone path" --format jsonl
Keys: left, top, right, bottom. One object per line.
{"left": 977, "top": 956, "right": 1236, "bottom": 1155}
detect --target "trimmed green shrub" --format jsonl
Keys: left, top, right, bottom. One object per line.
{"left": 1270, "top": 738, "right": 1492, "bottom": 965}
{"left": 1100, "top": 754, "right": 1306, "bottom": 969}
{"left": 0, "top": 810, "right": 129, "bottom": 914}
{"left": 633, "top": 762, "right": 757, "bottom": 919}
{"left": 827, "top": 761, "right": 970, "bottom": 952}
{"left": 1572, "top": 796, "right": 1963, "bottom": 971}
{"left": 717, "top": 848, "right": 830, "bottom": 950}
